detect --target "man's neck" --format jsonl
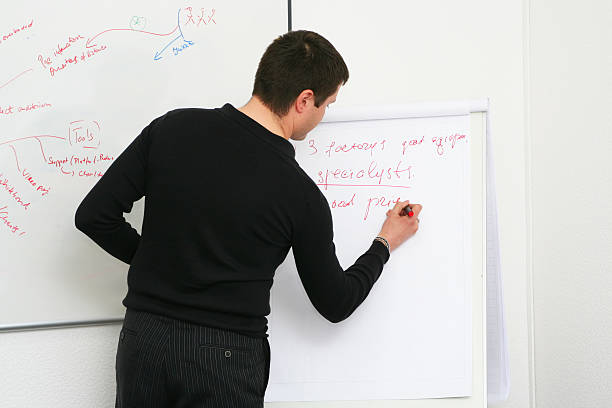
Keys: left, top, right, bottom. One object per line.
{"left": 237, "top": 97, "right": 292, "bottom": 140}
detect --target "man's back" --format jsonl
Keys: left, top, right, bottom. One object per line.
{"left": 128, "top": 104, "right": 312, "bottom": 336}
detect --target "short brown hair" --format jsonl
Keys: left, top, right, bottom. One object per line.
{"left": 252, "top": 30, "right": 349, "bottom": 116}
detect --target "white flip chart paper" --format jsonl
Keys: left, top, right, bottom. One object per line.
{"left": 267, "top": 109, "right": 473, "bottom": 401}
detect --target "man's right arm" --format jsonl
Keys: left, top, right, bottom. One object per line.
{"left": 291, "top": 191, "right": 421, "bottom": 323}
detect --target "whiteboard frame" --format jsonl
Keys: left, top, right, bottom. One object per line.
{"left": 0, "top": 318, "right": 123, "bottom": 332}
{"left": 266, "top": 103, "right": 488, "bottom": 408}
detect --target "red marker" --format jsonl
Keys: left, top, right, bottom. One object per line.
{"left": 401, "top": 205, "right": 414, "bottom": 217}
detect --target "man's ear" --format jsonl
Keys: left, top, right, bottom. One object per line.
{"left": 294, "top": 89, "right": 314, "bottom": 114}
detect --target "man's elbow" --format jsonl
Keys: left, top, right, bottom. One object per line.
{"left": 322, "top": 308, "right": 351, "bottom": 324}
{"left": 325, "top": 315, "right": 345, "bottom": 324}
{"left": 74, "top": 204, "right": 93, "bottom": 233}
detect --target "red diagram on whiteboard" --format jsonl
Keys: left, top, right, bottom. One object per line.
{"left": 68, "top": 120, "right": 101, "bottom": 149}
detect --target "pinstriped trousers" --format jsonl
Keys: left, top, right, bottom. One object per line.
{"left": 115, "top": 309, "right": 270, "bottom": 408}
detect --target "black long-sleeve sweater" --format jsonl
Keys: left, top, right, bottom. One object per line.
{"left": 75, "top": 104, "right": 389, "bottom": 337}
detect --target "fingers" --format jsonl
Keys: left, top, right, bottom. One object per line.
{"left": 410, "top": 204, "right": 423, "bottom": 217}
{"left": 389, "top": 200, "right": 410, "bottom": 216}
{"left": 387, "top": 200, "right": 423, "bottom": 218}
{"left": 399, "top": 202, "right": 422, "bottom": 218}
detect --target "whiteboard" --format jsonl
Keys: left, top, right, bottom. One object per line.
{"left": 267, "top": 108, "right": 487, "bottom": 406}
{"left": 0, "top": 0, "right": 288, "bottom": 329}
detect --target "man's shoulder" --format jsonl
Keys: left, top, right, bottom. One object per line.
{"left": 162, "top": 106, "right": 221, "bottom": 122}
{"left": 289, "top": 164, "right": 326, "bottom": 202}
{"left": 145, "top": 106, "right": 230, "bottom": 136}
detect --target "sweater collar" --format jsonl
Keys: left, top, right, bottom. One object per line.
{"left": 219, "top": 103, "right": 296, "bottom": 159}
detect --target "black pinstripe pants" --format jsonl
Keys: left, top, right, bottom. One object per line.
{"left": 115, "top": 309, "right": 270, "bottom": 408}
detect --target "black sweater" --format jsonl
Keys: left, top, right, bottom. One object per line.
{"left": 75, "top": 104, "right": 389, "bottom": 337}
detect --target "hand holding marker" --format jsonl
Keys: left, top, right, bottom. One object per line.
{"left": 377, "top": 200, "right": 423, "bottom": 252}
{"left": 400, "top": 204, "right": 415, "bottom": 218}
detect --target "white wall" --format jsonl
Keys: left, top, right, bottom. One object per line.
{"left": 292, "top": 1, "right": 529, "bottom": 408}
{"left": 529, "top": 0, "right": 612, "bottom": 407}
{"left": 0, "top": 324, "right": 121, "bottom": 407}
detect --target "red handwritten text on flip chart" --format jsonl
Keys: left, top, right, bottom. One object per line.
{"left": 431, "top": 133, "right": 467, "bottom": 156}
{"left": 301, "top": 127, "right": 467, "bottom": 222}
{"left": 316, "top": 160, "right": 413, "bottom": 190}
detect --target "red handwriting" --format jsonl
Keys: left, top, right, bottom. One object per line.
{"left": 37, "top": 34, "right": 85, "bottom": 69}
{"left": 70, "top": 153, "right": 114, "bottom": 166}
{"left": 363, "top": 195, "right": 401, "bottom": 221}
{"left": 317, "top": 160, "right": 412, "bottom": 190}
{"left": 0, "top": 102, "right": 52, "bottom": 116}
{"left": 78, "top": 169, "right": 104, "bottom": 178}
{"left": 324, "top": 192, "right": 406, "bottom": 221}
{"left": 58, "top": 168, "right": 105, "bottom": 178}
{"left": 72, "top": 155, "right": 92, "bottom": 165}
{"left": 37, "top": 54, "right": 51, "bottom": 68}
{"left": 330, "top": 193, "right": 356, "bottom": 209}
{"left": 41, "top": 44, "right": 107, "bottom": 78}
{"left": 69, "top": 120, "right": 101, "bottom": 149}
{"left": 47, "top": 153, "right": 113, "bottom": 177}
{"left": 0, "top": 173, "right": 31, "bottom": 209}
{"left": 94, "top": 153, "right": 114, "bottom": 163}
{"left": 324, "top": 139, "right": 386, "bottom": 158}
{"left": 22, "top": 169, "right": 50, "bottom": 197}
{"left": 47, "top": 156, "right": 69, "bottom": 168}
{"left": 401, "top": 136, "right": 425, "bottom": 154}
{"left": 0, "top": 19, "right": 34, "bottom": 45}
{"left": 53, "top": 35, "right": 84, "bottom": 57}
{"left": 307, "top": 138, "right": 387, "bottom": 157}
{"left": 432, "top": 133, "right": 467, "bottom": 156}
{"left": 0, "top": 205, "right": 26, "bottom": 236}
{"left": 308, "top": 140, "right": 318, "bottom": 155}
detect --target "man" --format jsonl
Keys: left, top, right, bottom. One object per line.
{"left": 75, "top": 30, "right": 422, "bottom": 408}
